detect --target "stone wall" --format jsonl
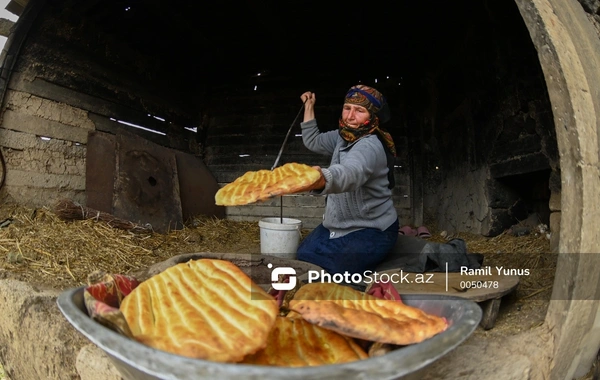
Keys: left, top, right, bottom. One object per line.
{"left": 0, "top": 90, "right": 90, "bottom": 206}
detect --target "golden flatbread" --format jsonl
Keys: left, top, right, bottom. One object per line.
{"left": 287, "top": 283, "right": 447, "bottom": 346}
{"left": 215, "top": 163, "right": 321, "bottom": 206}
{"left": 120, "top": 259, "right": 279, "bottom": 363}
{"left": 240, "top": 316, "right": 368, "bottom": 366}
{"left": 285, "top": 281, "right": 365, "bottom": 319}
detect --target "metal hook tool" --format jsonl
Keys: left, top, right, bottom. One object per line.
{"left": 271, "top": 101, "right": 306, "bottom": 223}
{"left": 271, "top": 101, "right": 306, "bottom": 171}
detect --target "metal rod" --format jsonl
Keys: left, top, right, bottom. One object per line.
{"left": 273, "top": 101, "right": 307, "bottom": 224}
{"left": 271, "top": 102, "right": 306, "bottom": 171}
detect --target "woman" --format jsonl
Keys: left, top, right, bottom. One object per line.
{"left": 297, "top": 85, "right": 399, "bottom": 275}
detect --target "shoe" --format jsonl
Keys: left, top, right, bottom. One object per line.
{"left": 399, "top": 225, "right": 417, "bottom": 236}
{"left": 417, "top": 226, "right": 432, "bottom": 239}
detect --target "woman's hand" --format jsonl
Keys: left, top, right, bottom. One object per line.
{"left": 300, "top": 91, "right": 316, "bottom": 107}
{"left": 300, "top": 91, "right": 316, "bottom": 122}
{"left": 308, "top": 166, "right": 326, "bottom": 191}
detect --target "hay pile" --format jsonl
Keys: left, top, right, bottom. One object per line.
{"left": 0, "top": 203, "right": 261, "bottom": 289}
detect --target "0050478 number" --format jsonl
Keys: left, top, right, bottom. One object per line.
{"left": 459, "top": 280, "right": 499, "bottom": 289}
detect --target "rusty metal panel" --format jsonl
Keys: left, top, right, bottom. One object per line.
{"left": 113, "top": 133, "right": 183, "bottom": 233}
{"left": 175, "top": 152, "right": 225, "bottom": 222}
{"left": 86, "top": 131, "right": 116, "bottom": 213}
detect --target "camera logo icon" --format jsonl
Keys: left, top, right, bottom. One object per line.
{"left": 268, "top": 263, "right": 297, "bottom": 290}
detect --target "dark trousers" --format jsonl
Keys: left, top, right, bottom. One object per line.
{"left": 297, "top": 219, "right": 399, "bottom": 274}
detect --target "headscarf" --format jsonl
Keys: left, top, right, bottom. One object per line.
{"left": 344, "top": 84, "right": 385, "bottom": 114}
{"left": 339, "top": 85, "right": 396, "bottom": 157}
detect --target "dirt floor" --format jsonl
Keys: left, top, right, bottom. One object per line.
{"left": 0, "top": 200, "right": 561, "bottom": 378}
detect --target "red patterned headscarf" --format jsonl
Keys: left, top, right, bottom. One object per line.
{"left": 344, "top": 85, "right": 385, "bottom": 114}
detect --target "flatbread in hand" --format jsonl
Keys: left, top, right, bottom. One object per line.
{"left": 287, "top": 283, "right": 447, "bottom": 346}
{"left": 215, "top": 163, "right": 321, "bottom": 206}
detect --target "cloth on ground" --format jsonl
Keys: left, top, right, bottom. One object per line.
{"left": 375, "top": 235, "right": 483, "bottom": 273}
{"left": 366, "top": 280, "right": 403, "bottom": 301}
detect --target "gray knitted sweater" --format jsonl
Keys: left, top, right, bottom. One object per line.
{"left": 301, "top": 119, "right": 398, "bottom": 238}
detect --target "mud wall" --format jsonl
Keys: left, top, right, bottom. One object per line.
{"left": 0, "top": 91, "right": 89, "bottom": 205}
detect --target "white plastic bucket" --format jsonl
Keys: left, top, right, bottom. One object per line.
{"left": 258, "top": 217, "right": 302, "bottom": 259}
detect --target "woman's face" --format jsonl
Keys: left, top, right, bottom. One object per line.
{"left": 342, "top": 103, "right": 370, "bottom": 128}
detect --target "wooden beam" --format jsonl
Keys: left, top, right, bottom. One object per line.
{"left": 5, "top": 1, "right": 24, "bottom": 16}
{"left": 8, "top": 74, "right": 199, "bottom": 153}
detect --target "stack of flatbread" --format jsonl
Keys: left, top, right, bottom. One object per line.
{"left": 119, "top": 259, "right": 448, "bottom": 367}
{"left": 215, "top": 163, "right": 322, "bottom": 206}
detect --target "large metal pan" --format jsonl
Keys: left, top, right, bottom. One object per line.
{"left": 57, "top": 281, "right": 481, "bottom": 380}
